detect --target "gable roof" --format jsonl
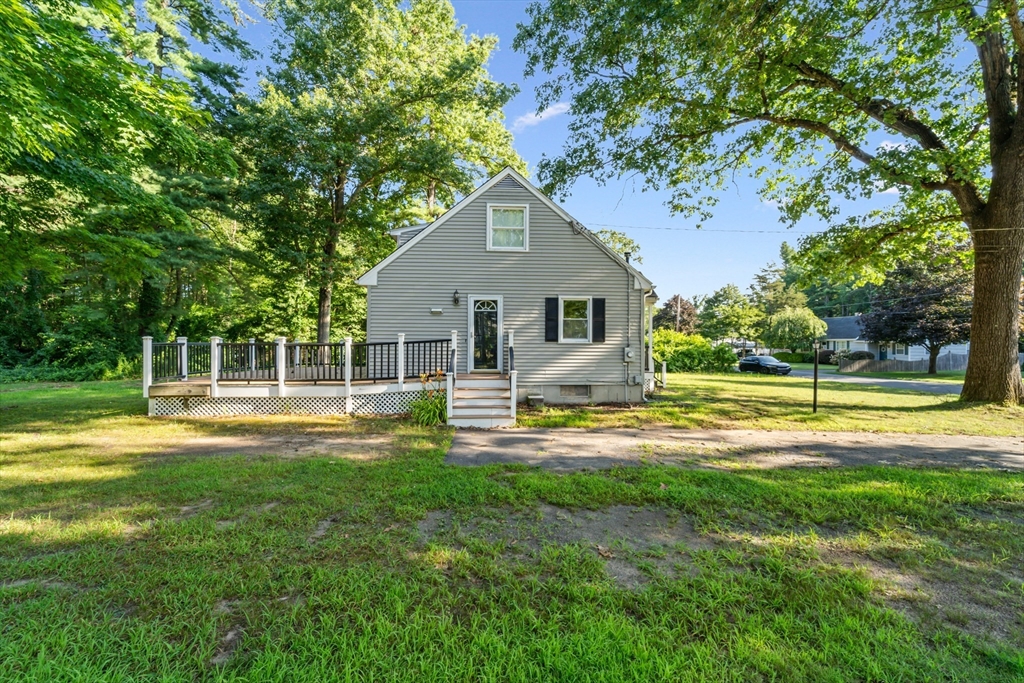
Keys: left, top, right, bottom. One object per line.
{"left": 822, "top": 315, "right": 865, "bottom": 341}
{"left": 356, "top": 167, "right": 653, "bottom": 288}
{"left": 388, "top": 223, "right": 428, "bottom": 247}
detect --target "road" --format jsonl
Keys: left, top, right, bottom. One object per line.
{"left": 787, "top": 369, "right": 962, "bottom": 395}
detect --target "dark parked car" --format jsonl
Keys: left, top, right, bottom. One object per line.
{"left": 737, "top": 355, "right": 792, "bottom": 375}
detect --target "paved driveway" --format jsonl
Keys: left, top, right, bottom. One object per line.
{"left": 446, "top": 428, "right": 1023, "bottom": 471}
{"left": 788, "top": 369, "right": 962, "bottom": 395}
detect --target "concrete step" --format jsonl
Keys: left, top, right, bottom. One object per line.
{"left": 449, "top": 416, "right": 516, "bottom": 429}
{"left": 450, "top": 406, "right": 512, "bottom": 417}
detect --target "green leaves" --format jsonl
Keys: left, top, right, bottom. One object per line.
{"left": 240, "top": 0, "right": 523, "bottom": 340}
{"left": 514, "top": 0, "right": 990, "bottom": 254}
{"left": 761, "top": 307, "right": 828, "bottom": 352}
{"left": 697, "top": 284, "right": 763, "bottom": 342}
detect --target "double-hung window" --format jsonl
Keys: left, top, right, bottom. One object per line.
{"left": 487, "top": 205, "right": 528, "bottom": 251}
{"left": 559, "top": 297, "right": 591, "bottom": 343}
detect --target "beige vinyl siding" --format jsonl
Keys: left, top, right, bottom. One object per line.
{"left": 365, "top": 180, "right": 645, "bottom": 384}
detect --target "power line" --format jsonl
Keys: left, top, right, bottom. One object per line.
{"left": 588, "top": 221, "right": 817, "bottom": 235}
{"left": 589, "top": 224, "right": 1019, "bottom": 237}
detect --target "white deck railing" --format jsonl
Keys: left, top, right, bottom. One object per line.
{"left": 142, "top": 332, "right": 459, "bottom": 399}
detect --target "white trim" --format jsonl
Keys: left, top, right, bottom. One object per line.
{"left": 355, "top": 167, "right": 653, "bottom": 289}
{"left": 486, "top": 203, "right": 529, "bottom": 251}
{"left": 558, "top": 296, "right": 592, "bottom": 344}
{"left": 388, "top": 223, "right": 428, "bottom": 237}
{"left": 467, "top": 295, "right": 504, "bottom": 373}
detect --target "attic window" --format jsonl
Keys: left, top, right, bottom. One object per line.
{"left": 487, "top": 204, "right": 528, "bottom": 251}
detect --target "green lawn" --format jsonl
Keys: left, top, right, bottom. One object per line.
{"left": 790, "top": 363, "right": 967, "bottom": 383}
{"left": 1, "top": 381, "right": 1022, "bottom": 681}
{"left": 518, "top": 372, "right": 1023, "bottom": 435}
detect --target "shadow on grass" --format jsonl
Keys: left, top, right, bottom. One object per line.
{"left": 1, "top": 440, "right": 1022, "bottom": 680}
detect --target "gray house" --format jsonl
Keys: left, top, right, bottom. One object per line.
{"left": 823, "top": 315, "right": 969, "bottom": 360}
{"left": 357, "top": 167, "right": 657, "bottom": 427}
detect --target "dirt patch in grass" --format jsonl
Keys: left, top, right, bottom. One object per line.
{"left": 821, "top": 545, "right": 1024, "bottom": 648}
{"left": 155, "top": 433, "right": 396, "bottom": 460}
{"left": 308, "top": 517, "right": 336, "bottom": 544}
{"left": 419, "top": 503, "right": 1024, "bottom": 647}
{"left": 176, "top": 499, "right": 215, "bottom": 520}
{"left": 419, "top": 504, "right": 717, "bottom": 589}
{"left": 1, "top": 577, "right": 81, "bottom": 591}
{"left": 209, "top": 626, "right": 243, "bottom": 666}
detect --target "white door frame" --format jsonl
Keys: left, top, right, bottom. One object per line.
{"left": 467, "top": 295, "right": 503, "bottom": 373}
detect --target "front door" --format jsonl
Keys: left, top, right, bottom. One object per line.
{"left": 469, "top": 297, "right": 501, "bottom": 372}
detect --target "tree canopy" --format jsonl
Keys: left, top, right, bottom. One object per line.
{"left": 653, "top": 294, "right": 697, "bottom": 334}
{"left": 240, "top": 0, "right": 523, "bottom": 342}
{"left": 697, "top": 284, "right": 762, "bottom": 342}
{"left": 762, "top": 307, "right": 828, "bottom": 353}
{"left": 515, "top": 0, "right": 1024, "bottom": 402}
{"left": 860, "top": 249, "right": 973, "bottom": 373}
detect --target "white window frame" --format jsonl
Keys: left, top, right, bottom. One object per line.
{"left": 486, "top": 203, "right": 529, "bottom": 251}
{"left": 558, "top": 296, "right": 592, "bottom": 344}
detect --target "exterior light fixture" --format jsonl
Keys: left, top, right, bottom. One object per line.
{"left": 452, "top": 289, "right": 460, "bottom": 305}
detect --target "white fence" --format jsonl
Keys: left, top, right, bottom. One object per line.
{"left": 839, "top": 352, "right": 1024, "bottom": 374}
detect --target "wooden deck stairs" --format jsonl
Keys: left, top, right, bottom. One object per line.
{"left": 448, "top": 373, "right": 515, "bottom": 428}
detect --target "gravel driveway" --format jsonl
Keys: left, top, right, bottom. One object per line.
{"left": 446, "top": 428, "right": 1023, "bottom": 471}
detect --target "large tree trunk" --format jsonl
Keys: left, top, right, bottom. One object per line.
{"left": 316, "top": 283, "right": 332, "bottom": 344}
{"left": 927, "top": 345, "right": 941, "bottom": 375}
{"left": 961, "top": 211, "right": 1024, "bottom": 403}
{"left": 138, "top": 277, "right": 162, "bottom": 338}
{"left": 316, "top": 227, "right": 339, "bottom": 344}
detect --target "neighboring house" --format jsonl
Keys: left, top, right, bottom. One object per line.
{"left": 822, "top": 315, "right": 969, "bottom": 360}
{"left": 357, "top": 167, "right": 658, "bottom": 425}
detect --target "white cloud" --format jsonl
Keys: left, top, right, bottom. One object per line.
{"left": 872, "top": 180, "right": 900, "bottom": 195}
{"left": 877, "top": 140, "right": 909, "bottom": 152}
{"left": 511, "top": 102, "right": 570, "bottom": 132}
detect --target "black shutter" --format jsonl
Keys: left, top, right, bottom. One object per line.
{"left": 592, "top": 298, "right": 606, "bottom": 343}
{"left": 545, "top": 297, "right": 558, "bottom": 341}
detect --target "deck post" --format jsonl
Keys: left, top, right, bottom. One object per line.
{"left": 210, "top": 337, "right": 221, "bottom": 398}
{"left": 662, "top": 361, "right": 667, "bottom": 387}
{"left": 446, "top": 369, "right": 453, "bottom": 423}
{"left": 142, "top": 336, "right": 153, "bottom": 399}
{"left": 276, "top": 337, "right": 286, "bottom": 397}
{"left": 248, "top": 338, "right": 256, "bottom": 373}
{"left": 508, "top": 329, "right": 516, "bottom": 421}
{"left": 507, "top": 329, "right": 514, "bottom": 369}
{"left": 451, "top": 329, "right": 458, "bottom": 372}
{"left": 509, "top": 371, "right": 517, "bottom": 421}
{"left": 397, "top": 333, "right": 405, "bottom": 391}
{"left": 344, "top": 336, "right": 353, "bottom": 414}
{"left": 447, "top": 330, "right": 457, "bottom": 422}
{"left": 177, "top": 336, "right": 188, "bottom": 381}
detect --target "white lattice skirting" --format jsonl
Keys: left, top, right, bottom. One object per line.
{"left": 153, "top": 392, "right": 422, "bottom": 417}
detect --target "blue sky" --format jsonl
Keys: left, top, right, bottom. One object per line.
{"left": 226, "top": 0, "right": 854, "bottom": 301}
